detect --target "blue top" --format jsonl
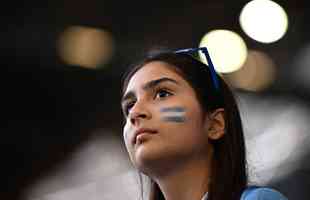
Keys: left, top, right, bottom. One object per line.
{"left": 201, "top": 187, "right": 287, "bottom": 200}
{"left": 241, "top": 187, "right": 288, "bottom": 200}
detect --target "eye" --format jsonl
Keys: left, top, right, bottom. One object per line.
{"left": 155, "top": 88, "right": 173, "bottom": 99}
{"left": 123, "top": 101, "right": 135, "bottom": 116}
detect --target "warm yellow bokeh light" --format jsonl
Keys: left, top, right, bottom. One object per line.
{"left": 239, "top": 0, "right": 288, "bottom": 43}
{"left": 199, "top": 29, "right": 247, "bottom": 73}
{"left": 224, "top": 50, "right": 276, "bottom": 91}
{"left": 57, "top": 26, "right": 114, "bottom": 69}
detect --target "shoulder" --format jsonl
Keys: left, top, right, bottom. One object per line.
{"left": 241, "top": 186, "right": 288, "bottom": 200}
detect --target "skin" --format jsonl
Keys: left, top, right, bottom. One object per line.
{"left": 121, "top": 61, "right": 225, "bottom": 200}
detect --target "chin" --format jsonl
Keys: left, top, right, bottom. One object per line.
{"left": 135, "top": 147, "right": 185, "bottom": 178}
{"left": 133, "top": 145, "right": 165, "bottom": 174}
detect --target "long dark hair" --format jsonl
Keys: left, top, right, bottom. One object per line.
{"left": 121, "top": 50, "right": 248, "bottom": 200}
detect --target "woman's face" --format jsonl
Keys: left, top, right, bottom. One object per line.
{"left": 122, "top": 61, "right": 211, "bottom": 174}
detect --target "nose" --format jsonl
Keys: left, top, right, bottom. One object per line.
{"left": 128, "top": 101, "right": 151, "bottom": 125}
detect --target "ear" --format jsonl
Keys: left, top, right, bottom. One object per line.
{"left": 205, "top": 108, "right": 225, "bottom": 140}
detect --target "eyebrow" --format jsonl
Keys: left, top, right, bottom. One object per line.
{"left": 121, "top": 77, "right": 179, "bottom": 104}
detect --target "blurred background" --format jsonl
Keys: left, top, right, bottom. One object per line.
{"left": 2, "top": 0, "right": 310, "bottom": 199}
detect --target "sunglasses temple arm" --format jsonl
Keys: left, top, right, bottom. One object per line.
{"left": 201, "top": 48, "right": 220, "bottom": 90}
{"left": 175, "top": 47, "right": 220, "bottom": 90}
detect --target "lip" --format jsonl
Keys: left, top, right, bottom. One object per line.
{"left": 133, "top": 128, "right": 157, "bottom": 144}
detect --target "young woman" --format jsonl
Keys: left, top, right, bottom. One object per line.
{"left": 120, "top": 48, "right": 288, "bottom": 200}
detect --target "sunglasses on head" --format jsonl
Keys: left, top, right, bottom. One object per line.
{"left": 174, "top": 47, "right": 220, "bottom": 91}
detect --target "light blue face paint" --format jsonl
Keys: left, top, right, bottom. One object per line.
{"left": 160, "top": 107, "right": 185, "bottom": 112}
{"left": 160, "top": 106, "right": 186, "bottom": 123}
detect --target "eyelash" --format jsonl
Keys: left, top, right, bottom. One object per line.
{"left": 123, "top": 88, "right": 173, "bottom": 116}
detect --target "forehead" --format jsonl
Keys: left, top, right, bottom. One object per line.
{"left": 125, "top": 61, "right": 184, "bottom": 93}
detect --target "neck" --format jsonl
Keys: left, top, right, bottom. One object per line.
{"left": 152, "top": 156, "right": 211, "bottom": 200}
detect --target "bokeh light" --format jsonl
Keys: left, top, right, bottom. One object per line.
{"left": 57, "top": 26, "right": 114, "bottom": 69}
{"left": 199, "top": 29, "right": 247, "bottom": 73}
{"left": 224, "top": 50, "right": 276, "bottom": 91}
{"left": 238, "top": 94, "right": 310, "bottom": 184}
{"left": 239, "top": 0, "right": 288, "bottom": 43}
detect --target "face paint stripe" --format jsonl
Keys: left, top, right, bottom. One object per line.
{"left": 160, "top": 107, "right": 185, "bottom": 112}
{"left": 161, "top": 116, "right": 186, "bottom": 123}
{"left": 161, "top": 112, "right": 185, "bottom": 117}
{"left": 160, "top": 106, "right": 186, "bottom": 122}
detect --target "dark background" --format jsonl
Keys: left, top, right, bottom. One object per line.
{"left": 2, "top": 0, "right": 310, "bottom": 199}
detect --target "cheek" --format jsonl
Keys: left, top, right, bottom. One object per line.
{"left": 123, "top": 122, "right": 139, "bottom": 166}
{"left": 123, "top": 122, "right": 131, "bottom": 150}
{"left": 175, "top": 107, "right": 206, "bottom": 143}
{"left": 171, "top": 118, "right": 207, "bottom": 156}
{"left": 159, "top": 108, "right": 205, "bottom": 142}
